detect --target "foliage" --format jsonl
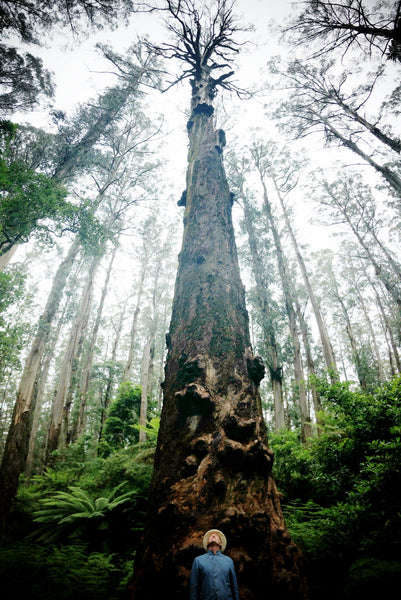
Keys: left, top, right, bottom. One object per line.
{"left": 0, "top": 121, "right": 100, "bottom": 254}
{"left": 0, "top": 542, "right": 132, "bottom": 600}
{"left": 31, "top": 483, "right": 137, "bottom": 549}
{"left": 270, "top": 376, "right": 401, "bottom": 599}
{"left": 0, "top": 266, "right": 28, "bottom": 376}
{"left": 100, "top": 383, "right": 142, "bottom": 453}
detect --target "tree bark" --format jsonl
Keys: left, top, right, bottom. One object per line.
{"left": 130, "top": 72, "right": 308, "bottom": 600}
{"left": 241, "top": 194, "right": 286, "bottom": 430}
{"left": 0, "top": 238, "right": 80, "bottom": 533}
{"left": 46, "top": 252, "right": 101, "bottom": 460}
{"left": 256, "top": 166, "right": 311, "bottom": 441}
{"left": 271, "top": 173, "right": 338, "bottom": 380}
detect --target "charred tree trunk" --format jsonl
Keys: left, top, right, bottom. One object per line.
{"left": 130, "top": 67, "right": 308, "bottom": 600}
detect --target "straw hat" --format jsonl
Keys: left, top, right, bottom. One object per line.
{"left": 203, "top": 529, "right": 227, "bottom": 552}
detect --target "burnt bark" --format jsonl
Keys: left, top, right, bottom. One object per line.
{"left": 130, "top": 68, "right": 308, "bottom": 600}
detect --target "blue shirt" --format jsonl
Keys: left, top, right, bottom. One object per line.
{"left": 189, "top": 550, "right": 240, "bottom": 600}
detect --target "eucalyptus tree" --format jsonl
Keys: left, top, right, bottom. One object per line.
{"left": 0, "top": 61, "right": 162, "bottom": 533}
{"left": 70, "top": 247, "right": 118, "bottom": 444}
{"left": 312, "top": 250, "right": 374, "bottom": 389}
{"left": 248, "top": 142, "right": 311, "bottom": 442}
{"left": 269, "top": 59, "right": 401, "bottom": 198}
{"left": 0, "top": 0, "right": 141, "bottom": 114}
{"left": 287, "top": 0, "right": 401, "bottom": 62}
{"left": 130, "top": 2, "right": 308, "bottom": 599}
{"left": 254, "top": 140, "right": 338, "bottom": 381}
{"left": 311, "top": 169, "right": 401, "bottom": 311}
{"left": 227, "top": 153, "right": 286, "bottom": 430}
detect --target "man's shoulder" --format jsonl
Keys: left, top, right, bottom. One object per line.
{"left": 194, "top": 552, "right": 233, "bottom": 564}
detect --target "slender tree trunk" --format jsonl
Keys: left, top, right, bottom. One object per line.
{"left": 0, "top": 246, "right": 18, "bottom": 271}
{"left": 339, "top": 101, "right": 401, "bottom": 154}
{"left": 98, "top": 296, "right": 128, "bottom": 441}
{"left": 295, "top": 299, "right": 321, "bottom": 428}
{"left": 131, "top": 69, "right": 308, "bottom": 600}
{"left": 46, "top": 253, "right": 101, "bottom": 460}
{"left": 319, "top": 113, "right": 401, "bottom": 196}
{"left": 328, "top": 267, "right": 367, "bottom": 389}
{"left": 139, "top": 263, "right": 161, "bottom": 442}
{"left": 0, "top": 238, "right": 81, "bottom": 533}
{"left": 354, "top": 284, "right": 386, "bottom": 382}
{"left": 374, "top": 289, "right": 401, "bottom": 373}
{"left": 24, "top": 295, "right": 69, "bottom": 478}
{"left": 241, "top": 195, "right": 286, "bottom": 430}
{"left": 71, "top": 247, "right": 117, "bottom": 442}
{"left": 139, "top": 337, "right": 152, "bottom": 444}
{"left": 123, "top": 256, "right": 148, "bottom": 382}
{"left": 257, "top": 168, "right": 311, "bottom": 441}
{"left": 271, "top": 173, "right": 338, "bottom": 380}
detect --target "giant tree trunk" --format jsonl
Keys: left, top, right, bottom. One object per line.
{"left": 130, "top": 74, "right": 308, "bottom": 599}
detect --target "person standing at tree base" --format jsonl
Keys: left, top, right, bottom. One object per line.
{"left": 189, "top": 529, "right": 240, "bottom": 600}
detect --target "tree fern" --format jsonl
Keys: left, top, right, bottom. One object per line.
{"left": 31, "top": 483, "right": 137, "bottom": 543}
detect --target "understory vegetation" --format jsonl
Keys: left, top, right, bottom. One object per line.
{"left": 0, "top": 376, "right": 400, "bottom": 599}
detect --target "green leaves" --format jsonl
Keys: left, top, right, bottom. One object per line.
{"left": 31, "top": 483, "right": 137, "bottom": 544}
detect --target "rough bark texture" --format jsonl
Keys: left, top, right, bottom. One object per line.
{"left": 130, "top": 79, "right": 308, "bottom": 599}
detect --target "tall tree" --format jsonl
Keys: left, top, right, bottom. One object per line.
{"left": 227, "top": 155, "right": 286, "bottom": 430}
{"left": 258, "top": 141, "right": 338, "bottom": 380}
{"left": 288, "top": 0, "right": 401, "bottom": 62}
{"left": 269, "top": 59, "right": 401, "bottom": 198}
{"left": 250, "top": 142, "right": 312, "bottom": 441}
{"left": 130, "top": 2, "right": 308, "bottom": 599}
{"left": 0, "top": 64, "right": 159, "bottom": 532}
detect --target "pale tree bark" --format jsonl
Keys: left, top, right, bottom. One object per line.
{"left": 318, "top": 113, "right": 401, "bottom": 197}
{"left": 270, "top": 171, "right": 338, "bottom": 380}
{"left": 353, "top": 280, "right": 386, "bottom": 383}
{"left": 372, "top": 284, "right": 401, "bottom": 373}
{"left": 0, "top": 246, "right": 18, "bottom": 272}
{"left": 24, "top": 292, "right": 70, "bottom": 478}
{"left": 241, "top": 194, "right": 286, "bottom": 431}
{"left": 98, "top": 295, "right": 129, "bottom": 442}
{"left": 139, "top": 262, "right": 161, "bottom": 442}
{"left": 123, "top": 253, "right": 149, "bottom": 382}
{"left": 46, "top": 252, "right": 102, "bottom": 460}
{"left": 130, "top": 4, "right": 308, "bottom": 599}
{"left": 71, "top": 247, "right": 117, "bottom": 443}
{"left": 253, "top": 156, "right": 311, "bottom": 441}
{"left": 295, "top": 299, "right": 321, "bottom": 428}
{"left": 0, "top": 237, "right": 81, "bottom": 533}
{"left": 326, "top": 261, "right": 368, "bottom": 389}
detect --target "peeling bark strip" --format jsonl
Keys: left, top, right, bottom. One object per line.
{"left": 130, "top": 4, "right": 308, "bottom": 598}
